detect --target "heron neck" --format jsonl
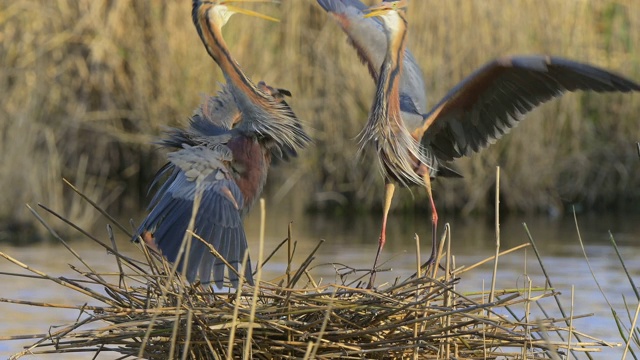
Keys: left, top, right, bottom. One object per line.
{"left": 195, "top": 12, "right": 265, "bottom": 106}
{"left": 377, "top": 17, "right": 408, "bottom": 127}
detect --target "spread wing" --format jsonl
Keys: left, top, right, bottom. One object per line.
{"left": 317, "top": 0, "right": 427, "bottom": 113}
{"left": 135, "top": 144, "right": 253, "bottom": 288}
{"left": 417, "top": 55, "right": 640, "bottom": 161}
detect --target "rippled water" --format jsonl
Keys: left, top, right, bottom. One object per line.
{"left": 1, "top": 211, "right": 639, "bottom": 359}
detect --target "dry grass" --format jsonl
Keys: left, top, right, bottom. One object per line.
{"left": 0, "top": 191, "right": 622, "bottom": 359}
{"left": 1, "top": 0, "right": 640, "bottom": 237}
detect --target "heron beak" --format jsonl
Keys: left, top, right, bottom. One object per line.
{"left": 221, "top": 0, "right": 280, "bottom": 22}
{"left": 363, "top": 7, "right": 389, "bottom": 18}
{"left": 363, "top": 0, "right": 408, "bottom": 18}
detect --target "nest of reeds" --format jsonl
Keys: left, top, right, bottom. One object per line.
{"left": 1, "top": 182, "right": 619, "bottom": 359}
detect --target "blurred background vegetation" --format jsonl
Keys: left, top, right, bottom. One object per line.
{"left": 1, "top": 0, "right": 639, "bottom": 240}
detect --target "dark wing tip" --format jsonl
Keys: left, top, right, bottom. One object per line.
{"left": 547, "top": 56, "right": 640, "bottom": 92}
{"left": 502, "top": 55, "right": 640, "bottom": 92}
{"left": 422, "top": 54, "right": 640, "bottom": 162}
{"left": 193, "top": 225, "right": 254, "bottom": 288}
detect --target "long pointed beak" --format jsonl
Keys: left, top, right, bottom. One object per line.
{"left": 222, "top": 0, "right": 280, "bottom": 22}
{"left": 363, "top": 0, "right": 408, "bottom": 18}
{"left": 363, "top": 8, "right": 389, "bottom": 18}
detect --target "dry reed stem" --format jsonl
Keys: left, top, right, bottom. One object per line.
{"left": 489, "top": 166, "right": 501, "bottom": 307}
{"left": 2, "top": 232, "right": 615, "bottom": 360}
{"left": 1, "top": 183, "right": 628, "bottom": 359}
{"left": 621, "top": 302, "right": 640, "bottom": 360}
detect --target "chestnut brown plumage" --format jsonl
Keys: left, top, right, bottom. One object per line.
{"left": 134, "top": 1, "right": 310, "bottom": 288}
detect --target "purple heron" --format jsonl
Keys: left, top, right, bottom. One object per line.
{"left": 319, "top": 0, "right": 640, "bottom": 286}
{"left": 134, "top": 1, "right": 310, "bottom": 288}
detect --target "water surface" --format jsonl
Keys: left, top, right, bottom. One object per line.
{"left": 1, "top": 211, "right": 638, "bottom": 359}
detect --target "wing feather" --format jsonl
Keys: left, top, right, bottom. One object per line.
{"left": 134, "top": 144, "right": 254, "bottom": 288}
{"left": 419, "top": 55, "right": 640, "bottom": 161}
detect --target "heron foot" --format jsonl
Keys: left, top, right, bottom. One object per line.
{"left": 368, "top": 234, "right": 386, "bottom": 289}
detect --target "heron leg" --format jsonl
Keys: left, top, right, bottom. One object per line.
{"left": 423, "top": 174, "right": 439, "bottom": 270}
{"left": 368, "top": 182, "right": 395, "bottom": 288}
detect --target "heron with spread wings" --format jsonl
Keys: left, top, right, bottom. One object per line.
{"left": 134, "top": 0, "right": 310, "bottom": 288}
{"left": 318, "top": 0, "right": 640, "bottom": 287}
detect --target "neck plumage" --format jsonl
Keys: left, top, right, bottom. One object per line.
{"left": 376, "top": 14, "right": 407, "bottom": 134}
{"left": 191, "top": 3, "right": 309, "bottom": 163}
{"left": 361, "top": 11, "right": 426, "bottom": 187}
{"left": 193, "top": 6, "right": 268, "bottom": 105}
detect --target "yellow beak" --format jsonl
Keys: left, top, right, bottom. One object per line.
{"left": 222, "top": 0, "right": 280, "bottom": 22}
{"left": 363, "top": 0, "right": 408, "bottom": 18}
{"left": 364, "top": 8, "right": 389, "bottom": 18}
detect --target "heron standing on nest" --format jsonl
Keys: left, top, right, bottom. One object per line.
{"left": 134, "top": 0, "right": 310, "bottom": 288}
{"left": 319, "top": 0, "right": 640, "bottom": 287}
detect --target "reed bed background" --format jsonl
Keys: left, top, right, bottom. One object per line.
{"left": 1, "top": 0, "right": 640, "bottom": 239}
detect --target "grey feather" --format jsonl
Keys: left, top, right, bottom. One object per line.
{"left": 422, "top": 55, "right": 640, "bottom": 163}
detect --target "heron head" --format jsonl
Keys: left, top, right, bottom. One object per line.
{"left": 364, "top": 0, "right": 408, "bottom": 25}
{"left": 199, "top": 0, "right": 280, "bottom": 28}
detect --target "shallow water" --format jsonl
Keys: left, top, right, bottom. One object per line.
{"left": 1, "top": 211, "right": 639, "bottom": 359}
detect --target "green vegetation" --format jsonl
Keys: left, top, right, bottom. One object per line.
{"left": 1, "top": 0, "right": 639, "bottom": 238}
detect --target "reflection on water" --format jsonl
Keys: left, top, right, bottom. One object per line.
{"left": 1, "top": 211, "right": 639, "bottom": 359}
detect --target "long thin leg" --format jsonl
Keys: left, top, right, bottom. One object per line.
{"left": 368, "top": 181, "right": 395, "bottom": 288}
{"left": 423, "top": 174, "right": 439, "bottom": 269}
